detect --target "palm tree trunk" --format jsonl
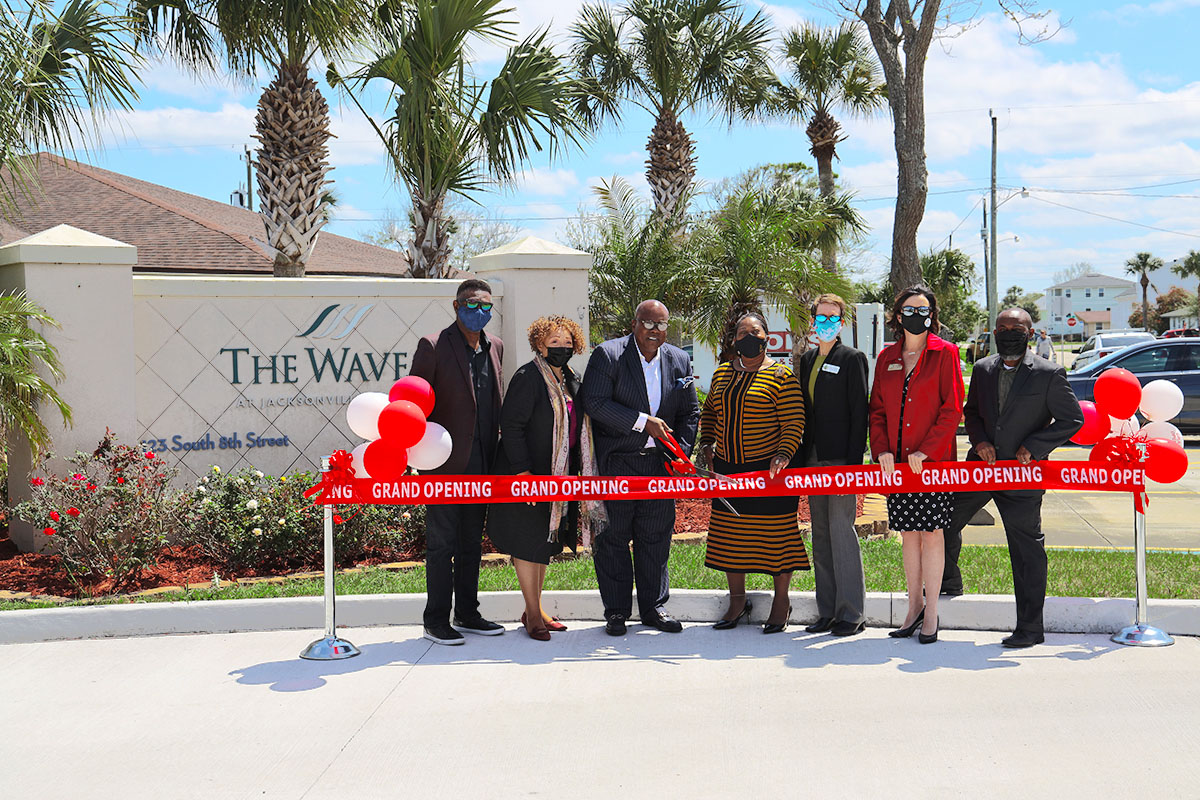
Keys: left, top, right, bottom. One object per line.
{"left": 1142, "top": 274, "right": 1150, "bottom": 332}
{"left": 645, "top": 108, "right": 696, "bottom": 222}
{"left": 409, "top": 194, "right": 453, "bottom": 279}
{"left": 254, "top": 63, "right": 333, "bottom": 278}
{"left": 807, "top": 110, "right": 841, "bottom": 276}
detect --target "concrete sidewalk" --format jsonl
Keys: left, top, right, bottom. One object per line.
{"left": 2, "top": 623, "right": 1197, "bottom": 799}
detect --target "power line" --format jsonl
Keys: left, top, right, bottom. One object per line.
{"left": 1025, "top": 195, "right": 1200, "bottom": 240}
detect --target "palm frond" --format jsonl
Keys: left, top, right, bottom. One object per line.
{"left": 0, "top": 291, "right": 72, "bottom": 456}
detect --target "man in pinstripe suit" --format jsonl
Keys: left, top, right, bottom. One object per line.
{"left": 580, "top": 300, "right": 701, "bottom": 635}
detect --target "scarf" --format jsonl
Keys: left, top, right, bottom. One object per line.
{"left": 532, "top": 354, "right": 607, "bottom": 547}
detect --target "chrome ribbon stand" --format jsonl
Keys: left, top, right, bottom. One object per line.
{"left": 300, "top": 458, "right": 361, "bottom": 660}
{"left": 1111, "top": 502, "right": 1173, "bottom": 647}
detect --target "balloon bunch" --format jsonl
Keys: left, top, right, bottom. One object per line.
{"left": 1071, "top": 368, "right": 1189, "bottom": 483}
{"left": 343, "top": 376, "right": 453, "bottom": 479}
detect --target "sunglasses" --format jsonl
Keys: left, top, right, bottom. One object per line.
{"left": 814, "top": 314, "right": 842, "bottom": 324}
{"left": 637, "top": 320, "right": 670, "bottom": 331}
{"left": 463, "top": 301, "right": 493, "bottom": 311}
{"left": 900, "top": 306, "right": 931, "bottom": 317}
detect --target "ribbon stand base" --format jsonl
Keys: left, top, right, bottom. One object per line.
{"left": 1111, "top": 504, "right": 1173, "bottom": 648}
{"left": 301, "top": 459, "right": 361, "bottom": 661}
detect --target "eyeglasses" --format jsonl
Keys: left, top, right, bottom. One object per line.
{"left": 814, "top": 314, "right": 842, "bottom": 324}
{"left": 637, "top": 320, "right": 670, "bottom": 331}
{"left": 900, "top": 306, "right": 931, "bottom": 318}
{"left": 463, "top": 301, "right": 493, "bottom": 311}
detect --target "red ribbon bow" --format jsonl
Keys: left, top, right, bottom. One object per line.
{"left": 304, "top": 449, "right": 364, "bottom": 519}
{"left": 1094, "top": 435, "right": 1150, "bottom": 512}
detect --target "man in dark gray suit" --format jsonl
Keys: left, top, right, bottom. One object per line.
{"left": 941, "top": 308, "right": 1084, "bottom": 647}
{"left": 580, "top": 300, "right": 700, "bottom": 636}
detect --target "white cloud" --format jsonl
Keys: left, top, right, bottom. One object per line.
{"left": 328, "top": 108, "right": 386, "bottom": 167}
{"left": 605, "top": 149, "right": 644, "bottom": 166}
{"left": 106, "top": 103, "right": 255, "bottom": 151}
{"left": 512, "top": 167, "right": 580, "bottom": 197}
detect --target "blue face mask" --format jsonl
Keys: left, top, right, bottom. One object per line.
{"left": 457, "top": 305, "right": 491, "bottom": 332}
{"left": 814, "top": 319, "right": 842, "bottom": 343}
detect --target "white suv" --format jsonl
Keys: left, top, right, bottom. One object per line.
{"left": 1071, "top": 330, "right": 1156, "bottom": 370}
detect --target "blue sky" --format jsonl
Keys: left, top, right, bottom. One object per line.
{"left": 85, "top": 0, "right": 1200, "bottom": 298}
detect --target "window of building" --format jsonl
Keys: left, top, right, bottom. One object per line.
{"left": 1099, "top": 288, "right": 1105, "bottom": 297}
{"left": 1065, "top": 289, "right": 1072, "bottom": 298}
{"left": 1085, "top": 288, "right": 1092, "bottom": 297}
{"left": 1055, "top": 289, "right": 1062, "bottom": 296}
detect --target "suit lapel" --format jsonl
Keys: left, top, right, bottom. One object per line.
{"left": 999, "top": 351, "right": 1036, "bottom": 419}
{"left": 659, "top": 347, "right": 673, "bottom": 413}
{"left": 621, "top": 336, "right": 651, "bottom": 413}
{"left": 447, "top": 323, "right": 475, "bottom": 409}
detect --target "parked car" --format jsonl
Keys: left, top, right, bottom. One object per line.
{"left": 966, "top": 331, "right": 991, "bottom": 363}
{"left": 1071, "top": 330, "right": 1156, "bottom": 371}
{"left": 1065, "top": 337, "right": 1200, "bottom": 433}
{"left": 1161, "top": 328, "right": 1200, "bottom": 339}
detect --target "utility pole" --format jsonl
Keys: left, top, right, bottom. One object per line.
{"left": 988, "top": 109, "right": 998, "bottom": 329}
{"left": 244, "top": 145, "right": 254, "bottom": 212}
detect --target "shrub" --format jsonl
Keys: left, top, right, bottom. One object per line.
{"left": 14, "top": 431, "right": 178, "bottom": 590}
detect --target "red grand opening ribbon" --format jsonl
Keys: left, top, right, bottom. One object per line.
{"left": 309, "top": 460, "right": 1147, "bottom": 506}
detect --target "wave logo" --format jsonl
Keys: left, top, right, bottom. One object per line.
{"left": 296, "top": 303, "right": 375, "bottom": 340}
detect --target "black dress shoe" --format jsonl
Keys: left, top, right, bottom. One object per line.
{"left": 804, "top": 617, "right": 835, "bottom": 634}
{"left": 605, "top": 613, "right": 627, "bottom": 636}
{"left": 423, "top": 624, "right": 465, "bottom": 646}
{"left": 714, "top": 599, "right": 753, "bottom": 630}
{"left": 452, "top": 616, "right": 505, "bottom": 636}
{"left": 642, "top": 612, "right": 683, "bottom": 633}
{"left": 888, "top": 609, "right": 925, "bottom": 639}
{"left": 1001, "top": 630, "right": 1045, "bottom": 648}
{"left": 763, "top": 606, "right": 792, "bottom": 635}
{"left": 939, "top": 588, "right": 963, "bottom": 597}
{"left": 831, "top": 620, "right": 866, "bottom": 637}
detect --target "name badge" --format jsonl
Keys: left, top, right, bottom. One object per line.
{"left": 821, "top": 363, "right": 841, "bottom": 375}
{"left": 887, "top": 363, "right": 903, "bottom": 371}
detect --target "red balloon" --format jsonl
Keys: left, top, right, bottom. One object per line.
{"left": 1070, "top": 400, "right": 1107, "bottom": 445}
{"left": 1093, "top": 368, "right": 1142, "bottom": 420}
{"left": 377, "top": 399, "right": 427, "bottom": 448}
{"left": 1089, "top": 437, "right": 1127, "bottom": 463}
{"left": 389, "top": 376, "right": 435, "bottom": 416}
{"left": 363, "top": 438, "right": 408, "bottom": 480}
{"left": 1144, "top": 437, "right": 1189, "bottom": 484}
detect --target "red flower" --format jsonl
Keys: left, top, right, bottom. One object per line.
{"left": 117, "top": 477, "right": 125, "bottom": 484}
{"left": 66, "top": 507, "right": 80, "bottom": 517}
{"left": 145, "top": 451, "right": 155, "bottom": 460}
{"left": 30, "top": 477, "right": 45, "bottom": 486}
{"left": 43, "top": 527, "right": 55, "bottom": 536}
{"left": 333, "top": 514, "right": 345, "bottom": 524}
{"left": 87, "top": 484, "right": 96, "bottom": 492}
{"left": 72, "top": 473, "right": 84, "bottom": 481}
{"left": 49, "top": 511, "right": 60, "bottom": 522}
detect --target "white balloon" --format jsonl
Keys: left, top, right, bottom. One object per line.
{"left": 1139, "top": 379, "right": 1185, "bottom": 422}
{"left": 1109, "top": 415, "right": 1140, "bottom": 437}
{"left": 350, "top": 442, "right": 371, "bottom": 478}
{"left": 407, "top": 421, "right": 453, "bottom": 471}
{"left": 1141, "top": 420, "right": 1184, "bottom": 447}
{"left": 346, "top": 392, "right": 389, "bottom": 440}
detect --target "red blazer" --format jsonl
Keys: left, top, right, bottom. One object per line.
{"left": 868, "top": 334, "right": 964, "bottom": 463}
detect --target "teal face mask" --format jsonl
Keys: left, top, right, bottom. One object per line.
{"left": 814, "top": 319, "right": 842, "bottom": 343}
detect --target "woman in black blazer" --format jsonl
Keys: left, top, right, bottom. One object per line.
{"left": 797, "top": 294, "right": 870, "bottom": 637}
{"left": 489, "top": 315, "right": 605, "bottom": 641}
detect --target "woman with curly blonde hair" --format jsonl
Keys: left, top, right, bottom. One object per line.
{"left": 489, "top": 315, "right": 606, "bottom": 640}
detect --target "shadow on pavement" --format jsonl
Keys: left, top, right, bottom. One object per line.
{"left": 229, "top": 638, "right": 432, "bottom": 692}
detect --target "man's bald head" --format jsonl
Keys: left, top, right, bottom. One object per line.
{"left": 631, "top": 300, "right": 669, "bottom": 360}
{"left": 997, "top": 307, "right": 1033, "bottom": 330}
{"left": 635, "top": 299, "right": 668, "bottom": 319}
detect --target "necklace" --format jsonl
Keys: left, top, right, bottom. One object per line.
{"left": 737, "top": 356, "right": 764, "bottom": 371}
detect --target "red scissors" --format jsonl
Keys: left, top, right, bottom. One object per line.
{"left": 655, "top": 432, "right": 741, "bottom": 517}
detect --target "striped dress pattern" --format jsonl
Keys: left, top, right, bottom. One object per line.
{"left": 699, "top": 361, "right": 810, "bottom": 575}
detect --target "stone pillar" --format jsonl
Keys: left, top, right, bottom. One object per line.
{"left": 471, "top": 236, "right": 592, "bottom": 382}
{"left": 0, "top": 225, "right": 137, "bottom": 551}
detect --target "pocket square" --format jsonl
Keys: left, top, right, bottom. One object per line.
{"left": 676, "top": 375, "right": 696, "bottom": 388}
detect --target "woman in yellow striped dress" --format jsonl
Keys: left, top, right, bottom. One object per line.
{"left": 699, "top": 311, "right": 808, "bottom": 633}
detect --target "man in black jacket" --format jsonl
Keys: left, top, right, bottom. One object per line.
{"left": 941, "top": 308, "right": 1084, "bottom": 647}
{"left": 580, "top": 300, "right": 700, "bottom": 635}
{"left": 797, "top": 295, "right": 870, "bottom": 637}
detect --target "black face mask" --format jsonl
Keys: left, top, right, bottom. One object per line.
{"left": 544, "top": 346, "right": 574, "bottom": 368}
{"left": 734, "top": 335, "right": 767, "bottom": 358}
{"left": 900, "top": 312, "right": 931, "bottom": 335}
{"left": 994, "top": 329, "right": 1030, "bottom": 358}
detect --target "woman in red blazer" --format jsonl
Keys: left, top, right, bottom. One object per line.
{"left": 869, "top": 286, "right": 965, "bottom": 643}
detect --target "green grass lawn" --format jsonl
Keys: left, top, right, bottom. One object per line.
{"left": 4, "top": 539, "right": 1198, "bottom": 611}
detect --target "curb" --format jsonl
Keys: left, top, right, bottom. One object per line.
{"left": 2, "top": 589, "right": 1197, "bottom": 645}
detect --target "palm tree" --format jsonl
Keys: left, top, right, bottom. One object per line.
{"left": 331, "top": 0, "right": 585, "bottom": 279}
{"left": 1172, "top": 250, "right": 1200, "bottom": 319}
{"left": 0, "top": 0, "right": 141, "bottom": 214}
{"left": 570, "top": 0, "right": 775, "bottom": 220}
{"left": 0, "top": 291, "right": 71, "bottom": 457}
{"left": 672, "top": 189, "right": 849, "bottom": 364}
{"left": 1125, "top": 252, "right": 1163, "bottom": 332}
{"left": 587, "top": 176, "right": 695, "bottom": 341}
{"left": 129, "top": 0, "right": 374, "bottom": 277}
{"left": 778, "top": 22, "right": 885, "bottom": 275}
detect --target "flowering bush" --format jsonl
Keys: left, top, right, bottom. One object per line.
{"left": 176, "top": 466, "right": 425, "bottom": 571}
{"left": 14, "top": 431, "right": 179, "bottom": 590}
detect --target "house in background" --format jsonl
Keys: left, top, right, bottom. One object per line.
{"left": 1044, "top": 272, "right": 1135, "bottom": 337}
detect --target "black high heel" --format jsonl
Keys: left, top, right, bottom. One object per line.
{"left": 714, "top": 598, "right": 753, "bottom": 630}
{"left": 918, "top": 616, "right": 939, "bottom": 644}
{"left": 888, "top": 608, "right": 925, "bottom": 639}
{"left": 763, "top": 605, "right": 792, "bottom": 635}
